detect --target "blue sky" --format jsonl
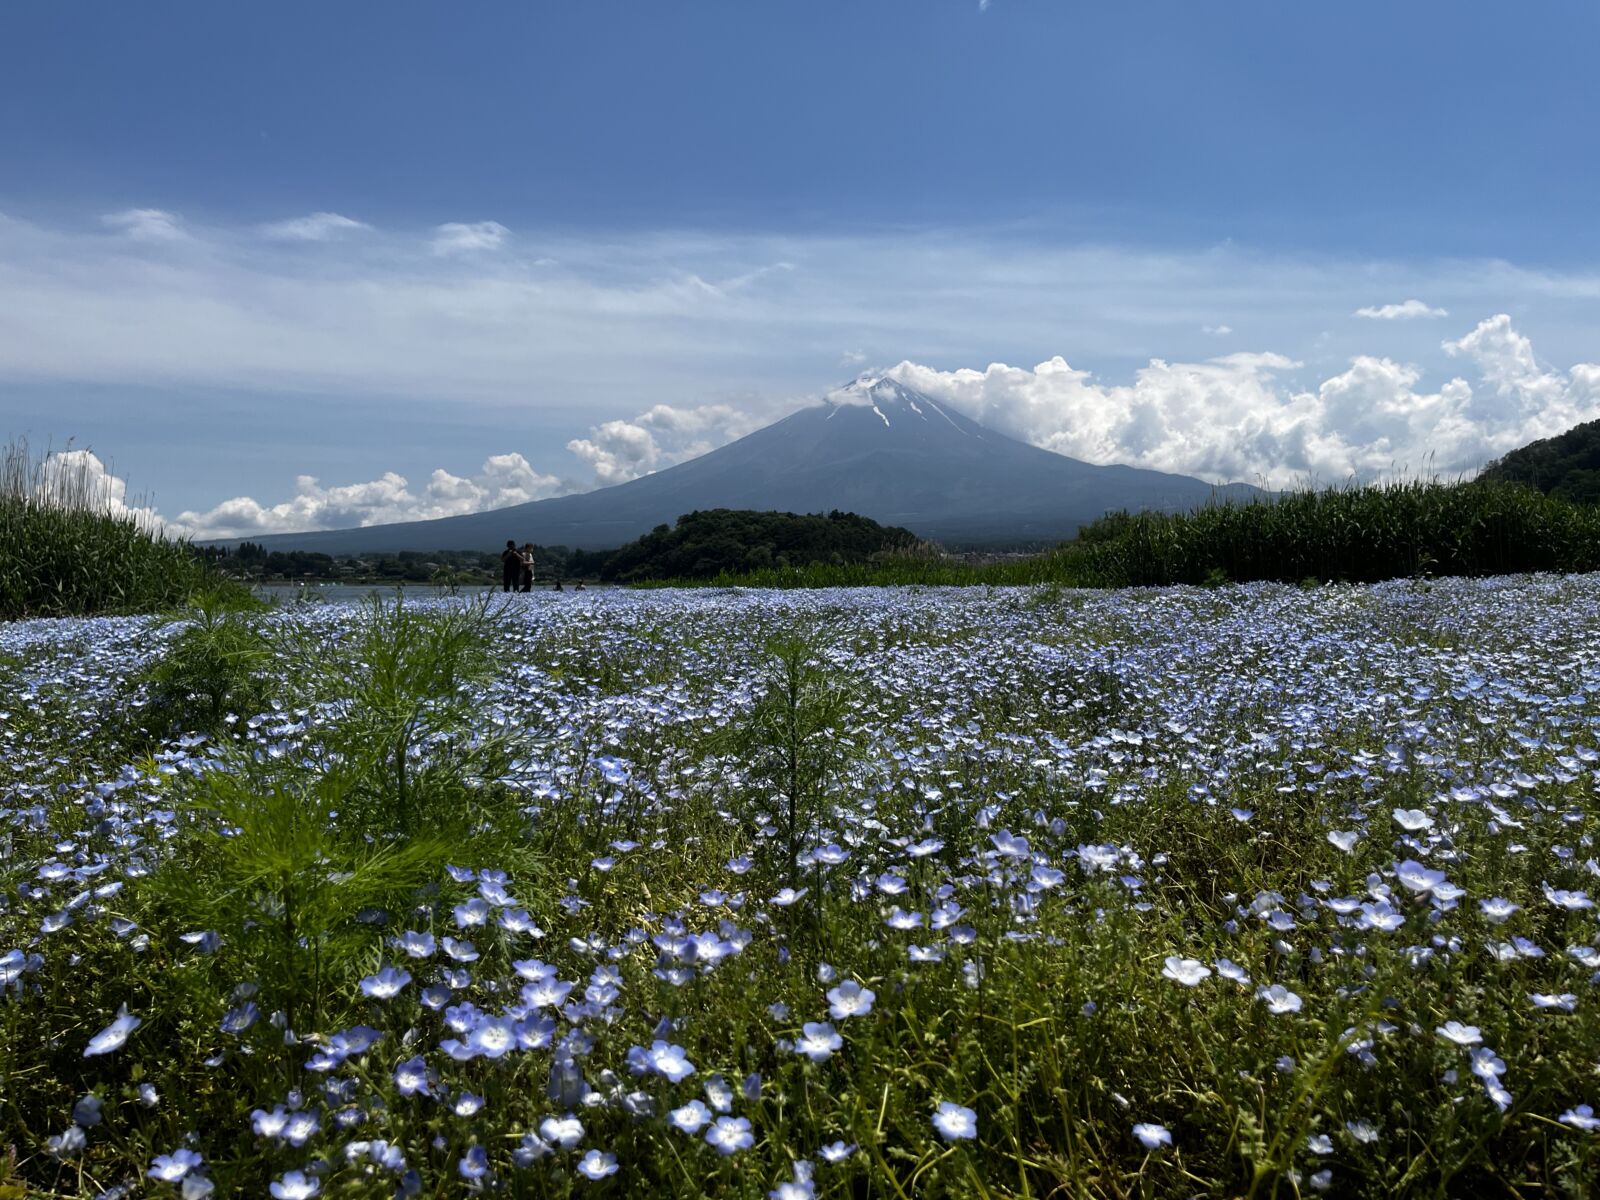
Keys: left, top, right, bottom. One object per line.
{"left": 2, "top": 2, "right": 1598, "bottom": 535}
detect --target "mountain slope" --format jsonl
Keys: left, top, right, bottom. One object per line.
{"left": 1478, "top": 418, "right": 1600, "bottom": 505}
{"left": 235, "top": 377, "right": 1265, "bottom": 553}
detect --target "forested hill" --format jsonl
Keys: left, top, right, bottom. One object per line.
{"left": 599, "top": 509, "right": 919, "bottom": 582}
{"left": 1479, "top": 418, "right": 1600, "bottom": 504}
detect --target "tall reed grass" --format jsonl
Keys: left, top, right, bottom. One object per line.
{"left": 651, "top": 479, "right": 1600, "bottom": 590}
{"left": 0, "top": 438, "right": 244, "bottom": 620}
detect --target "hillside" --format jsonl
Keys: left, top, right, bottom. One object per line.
{"left": 231, "top": 377, "right": 1265, "bottom": 554}
{"left": 600, "top": 508, "right": 919, "bottom": 582}
{"left": 1478, "top": 418, "right": 1600, "bottom": 504}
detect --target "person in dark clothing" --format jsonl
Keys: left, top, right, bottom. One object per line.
{"left": 500, "top": 540, "right": 521, "bottom": 592}
{"left": 519, "top": 543, "right": 536, "bottom": 592}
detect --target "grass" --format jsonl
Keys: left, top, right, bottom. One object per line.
{"left": 3, "top": 580, "right": 1600, "bottom": 1196}
{"left": 643, "top": 479, "right": 1600, "bottom": 590}
{"left": 0, "top": 438, "right": 250, "bottom": 620}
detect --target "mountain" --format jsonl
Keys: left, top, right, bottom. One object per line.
{"left": 1478, "top": 418, "right": 1600, "bottom": 505}
{"left": 232, "top": 376, "right": 1266, "bottom": 553}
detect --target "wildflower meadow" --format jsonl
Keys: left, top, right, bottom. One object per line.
{"left": 3, "top": 578, "right": 1599, "bottom": 1197}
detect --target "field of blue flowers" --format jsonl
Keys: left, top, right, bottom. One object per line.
{"left": 3, "top": 578, "right": 1599, "bottom": 1198}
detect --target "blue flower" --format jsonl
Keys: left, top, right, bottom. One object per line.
{"left": 577, "top": 1150, "right": 619, "bottom": 1179}
{"left": 705, "top": 1115, "right": 754, "bottom": 1155}
{"left": 84, "top": 1005, "right": 141, "bottom": 1057}
{"left": 148, "top": 1148, "right": 203, "bottom": 1182}
{"left": 268, "top": 1170, "right": 320, "bottom": 1200}
{"left": 359, "top": 965, "right": 411, "bottom": 999}
{"left": 932, "top": 1102, "right": 977, "bottom": 1141}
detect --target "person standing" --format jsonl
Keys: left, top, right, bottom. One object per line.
{"left": 500, "top": 540, "right": 522, "bottom": 592}
{"left": 519, "top": 543, "right": 536, "bottom": 592}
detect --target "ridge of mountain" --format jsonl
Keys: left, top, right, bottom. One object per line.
{"left": 230, "top": 376, "right": 1266, "bottom": 553}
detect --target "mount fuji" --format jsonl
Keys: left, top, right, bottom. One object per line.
{"left": 236, "top": 377, "right": 1265, "bottom": 553}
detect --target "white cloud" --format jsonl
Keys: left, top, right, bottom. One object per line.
{"left": 100, "top": 208, "right": 187, "bottom": 242}
{"left": 1202, "top": 324, "right": 1233, "bottom": 335}
{"left": 890, "top": 314, "right": 1599, "bottom": 488}
{"left": 260, "top": 212, "right": 372, "bottom": 241}
{"left": 4, "top": 208, "right": 1600, "bottom": 516}
{"left": 431, "top": 220, "right": 509, "bottom": 255}
{"left": 34, "top": 449, "right": 166, "bottom": 532}
{"left": 168, "top": 452, "right": 569, "bottom": 539}
{"left": 1354, "top": 298, "right": 1449, "bottom": 320}
{"left": 566, "top": 403, "right": 768, "bottom": 485}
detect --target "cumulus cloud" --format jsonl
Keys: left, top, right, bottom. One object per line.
{"left": 33, "top": 449, "right": 165, "bottom": 532}
{"left": 168, "top": 452, "right": 569, "bottom": 539}
{"left": 100, "top": 208, "right": 187, "bottom": 242}
{"left": 1354, "top": 299, "right": 1449, "bottom": 320}
{"left": 1202, "top": 324, "right": 1233, "bottom": 336}
{"left": 431, "top": 220, "right": 509, "bottom": 255}
{"left": 566, "top": 403, "right": 769, "bottom": 485}
{"left": 260, "top": 212, "right": 372, "bottom": 241}
{"left": 890, "top": 315, "right": 1600, "bottom": 488}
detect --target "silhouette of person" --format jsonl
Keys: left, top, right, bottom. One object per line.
{"left": 519, "top": 543, "right": 536, "bottom": 592}
{"left": 500, "top": 540, "right": 521, "bottom": 592}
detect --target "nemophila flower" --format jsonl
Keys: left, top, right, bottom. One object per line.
{"left": 1479, "top": 897, "right": 1520, "bottom": 924}
{"left": 47, "top": 1126, "right": 85, "bottom": 1159}
{"left": 770, "top": 1179, "right": 814, "bottom": 1200}
{"left": 457, "top": 1146, "right": 489, "bottom": 1181}
{"left": 396, "top": 930, "right": 436, "bottom": 958}
{"left": 642, "top": 1040, "right": 696, "bottom": 1082}
{"left": 467, "top": 1016, "right": 517, "bottom": 1059}
{"left": 794, "top": 1022, "right": 843, "bottom": 1063}
{"left": 540, "top": 1114, "right": 585, "bottom": 1150}
{"left": 1395, "top": 860, "right": 1448, "bottom": 895}
{"left": 1229, "top": 807, "right": 1253, "bottom": 822}
{"left": 220, "top": 1002, "right": 259, "bottom": 1034}
{"left": 1392, "top": 809, "right": 1434, "bottom": 832}
{"left": 1256, "top": 984, "right": 1303, "bottom": 1015}
{"left": 500, "top": 908, "right": 541, "bottom": 934}
{"left": 454, "top": 1093, "right": 485, "bottom": 1117}
{"left": 72, "top": 1095, "right": 103, "bottom": 1127}
{"left": 908, "top": 945, "right": 945, "bottom": 963}
{"left": 1531, "top": 992, "right": 1578, "bottom": 1011}
{"left": 578, "top": 1150, "right": 619, "bottom": 1180}
{"left": 705, "top": 1074, "right": 736, "bottom": 1112}
{"left": 705, "top": 1116, "right": 755, "bottom": 1155}
{"left": 1470, "top": 1047, "right": 1506, "bottom": 1082}
{"left": 360, "top": 965, "right": 411, "bottom": 999}
{"left": 83, "top": 1005, "right": 141, "bottom": 1056}
{"left": 669, "top": 1100, "right": 711, "bottom": 1134}
{"left": 1132, "top": 1123, "right": 1172, "bottom": 1150}
{"left": 1215, "top": 958, "right": 1251, "bottom": 985}
{"left": 826, "top": 980, "right": 876, "bottom": 1019}
{"left": 1161, "top": 956, "right": 1211, "bottom": 986}
{"left": 252, "top": 1106, "right": 290, "bottom": 1138}
{"left": 1345, "top": 1120, "right": 1379, "bottom": 1144}
{"left": 1307, "top": 1134, "right": 1333, "bottom": 1155}
{"left": 442, "top": 937, "right": 480, "bottom": 962}
{"left": 1542, "top": 883, "right": 1595, "bottom": 910}
{"left": 818, "top": 1140, "right": 857, "bottom": 1163}
{"left": 932, "top": 1101, "right": 978, "bottom": 1142}
{"left": 270, "top": 1169, "right": 320, "bottom": 1199}
{"left": 1560, "top": 1104, "right": 1600, "bottom": 1132}
{"left": 283, "top": 1110, "right": 320, "bottom": 1147}
{"left": 148, "top": 1148, "right": 203, "bottom": 1182}
{"left": 454, "top": 898, "right": 491, "bottom": 927}
{"left": 1437, "top": 1021, "right": 1482, "bottom": 1046}
{"left": 181, "top": 1175, "right": 215, "bottom": 1199}
{"left": 771, "top": 887, "right": 808, "bottom": 906}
